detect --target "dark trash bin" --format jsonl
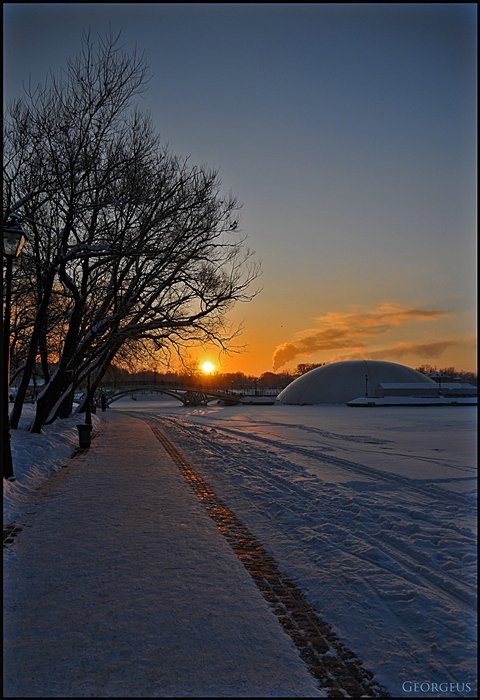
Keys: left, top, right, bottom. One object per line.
{"left": 77, "top": 423, "right": 92, "bottom": 448}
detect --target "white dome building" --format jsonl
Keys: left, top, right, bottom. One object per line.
{"left": 277, "top": 360, "right": 437, "bottom": 405}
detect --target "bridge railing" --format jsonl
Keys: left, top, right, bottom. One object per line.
{"left": 97, "top": 381, "right": 281, "bottom": 396}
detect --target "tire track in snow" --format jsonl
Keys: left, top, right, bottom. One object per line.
{"left": 178, "top": 420, "right": 475, "bottom": 506}
{"left": 244, "top": 419, "right": 477, "bottom": 474}
{"left": 3, "top": 523, "right": 23, "bottom": 547}
{"left": 147, "top": 419, "right": 390, "bottom": 698}
{"left": 154, "top": 416, "right": 476, "bottom": 617}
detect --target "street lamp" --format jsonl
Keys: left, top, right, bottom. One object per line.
{"left": 3, "top": 215, "right": 27, "bottom": 480}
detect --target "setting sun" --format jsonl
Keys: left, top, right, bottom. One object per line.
{"left": 200, "top": 361, "right": 216, "bottom": 375}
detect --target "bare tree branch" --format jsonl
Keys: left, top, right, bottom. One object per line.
{"left": 4, "top": 30, "right": 260, "bottom": 432}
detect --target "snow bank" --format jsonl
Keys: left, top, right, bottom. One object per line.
{"left": 4, "top": 405, "right": 102, "bottom": 526}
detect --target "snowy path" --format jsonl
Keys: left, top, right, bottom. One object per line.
{"left": 4, "top": 412, "right": 323, "bottom": 697}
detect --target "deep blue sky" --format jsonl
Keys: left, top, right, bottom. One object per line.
{"left": 4, "top": 4, "right": 477, "bottom": 373}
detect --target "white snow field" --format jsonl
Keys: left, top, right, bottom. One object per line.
{"left": 4, "top": 397, "right": 477, "bottom": 697}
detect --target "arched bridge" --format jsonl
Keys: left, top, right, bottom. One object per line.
{"left": 93, "top": 384, "right": 242, "bottom": 407}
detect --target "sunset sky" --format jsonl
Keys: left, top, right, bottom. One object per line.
{"left": 4, "top": 4, "right": 477, "bottom": 376}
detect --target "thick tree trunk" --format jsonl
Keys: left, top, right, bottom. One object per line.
{"left": 30, "top": 299, "right": 84, "bottom": 432}
{"left": 58, "top": 385, "right": 75, "bottom": 419}
{"left": 75, "top": 340, "right": 123, "bottom": 414}
{"left": 31, "top": 371, "right": 75, "bottom": 432}
{"left": 38, "top": 320, "right": 51, "bottom": 385}
{"left": 10, "top": 268, "right": 56, "bottom": 429}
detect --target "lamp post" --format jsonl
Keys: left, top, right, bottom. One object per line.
{"left": 85, "top": 373, "right": 92, "bottom": 427}
{"left": 2, "top": 215, "right": 27, "bottom": 480}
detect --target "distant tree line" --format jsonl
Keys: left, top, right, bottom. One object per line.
{"left": 295, "top": 362, "right": 326, "bottom": 375}
{"left": 97, "top": 361, "right": 332, "bottom": 391}
{"left": 3, "top": 31, "right": 260, "bottom": 432}
{"left": 415, "top": 365, "right": 477, "bottom": 386}
{"left": 91, "top": 364, "right": 296, "bottom": 392}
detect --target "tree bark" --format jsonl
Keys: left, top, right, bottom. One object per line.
{"left": 10, "top": 266, "right": 56, "bottom": 429}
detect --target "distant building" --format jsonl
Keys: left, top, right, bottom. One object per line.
{"left": 434, "top": 383, "right": 477, "bottom": 397}
{"left": 427, "top": 371, "right": 452, "bottom": 383}
{"left": 374, "top": 382, "right": 477, "bottom": 398}
{"left": 374, "top": 383, "right": 439, "bottom": 398}
{"left": 277, "top": 360, "right": 436, "bottom": 405}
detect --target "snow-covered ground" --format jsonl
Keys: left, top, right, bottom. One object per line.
{"left": 4, "top": 395, "right": 477, "bottom": 696}
{"left": 4, "top": 405, "right": 102, "bottom": 527}
{"left": 112, "top": 395, "right": 477, "bottom": 696}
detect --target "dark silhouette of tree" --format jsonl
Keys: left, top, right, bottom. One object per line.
{"left": 295, "top": 362, "right": 325, "bottom": 376}
{"left": 4, "top": 31, "right": 260, "bottom": 432}
{"left": 416, "top": 365, "right": 477, "bottom": 386}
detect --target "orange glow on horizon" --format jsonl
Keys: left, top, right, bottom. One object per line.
{"left": 200, "top": 361, "right": 216, "bottom": 375}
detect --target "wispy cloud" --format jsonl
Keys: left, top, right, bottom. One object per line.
{"left": 272, "top": 303, "right": 446, "bottom": 370}
{"left": 368, "top": 340, "right": 465, "bottom": 361}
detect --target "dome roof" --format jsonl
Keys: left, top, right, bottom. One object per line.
{"left": 277, "top": 360, "right": 437, "bottom": 405}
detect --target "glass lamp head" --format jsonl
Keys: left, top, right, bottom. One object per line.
{"left": 3, "top": 217, "right": 26, "bottom": 257}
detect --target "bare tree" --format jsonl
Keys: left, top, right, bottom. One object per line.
{"left": 4, "top": 30, "right": 260, "bottom": 433}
